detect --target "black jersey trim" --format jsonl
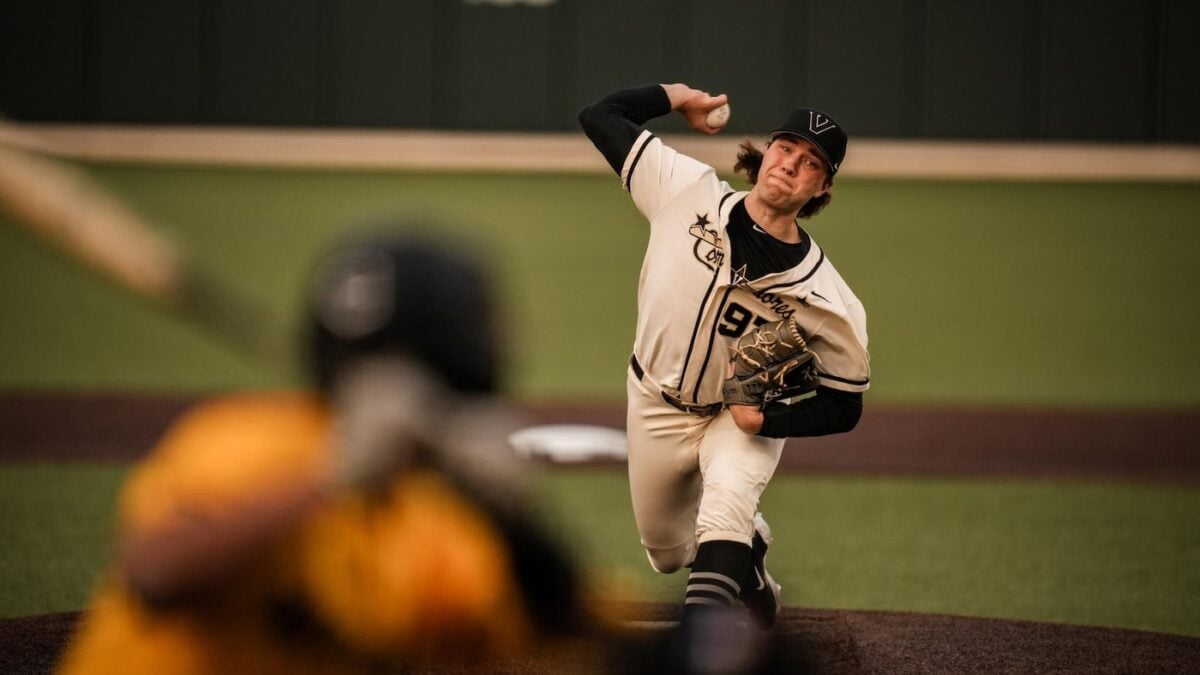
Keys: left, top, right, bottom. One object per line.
{"left": 624, "top": 133, "right": 656, "bottom": 192}
{"left": 677, "top": 191, "right": 737, "bottom": 403}
{"left": 797, "top": 247, "right": 825, "bottom": 283}
{"left": 629, "top": 353, "right": 645, "bottom": 381}
{"left": 678, "top": 266, "right": 723, "bottom": 400}
{"left": 717, "top": 190, "right": 737, "bottom": 213}
{"left": 819, "top": 372, "right": 871, "bottom": 386}
{"left": 747, "top": 276, "right": 803, "bottom": 293}
{"left": 689, "top": 286, "right": 736, "bottom": 402}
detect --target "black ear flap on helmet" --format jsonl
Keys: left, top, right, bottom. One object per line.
{"left": 306, "top": 231, "right": 500, "bottom": 395}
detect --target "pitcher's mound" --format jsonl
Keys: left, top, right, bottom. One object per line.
{"left": 4, "top": 606, "right": 1198, "bottom": 674}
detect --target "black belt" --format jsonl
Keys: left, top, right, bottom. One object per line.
{"left": 629, "top": 354, "right": 723, "bottom": 417}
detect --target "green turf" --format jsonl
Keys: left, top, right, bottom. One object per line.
{"left": 1, "top": 165, "right": 1198, "bottom": 407}
{"left": 763, "top": 474, "right": 1200, "bottom": 637}
{"left": 4, "top": 464, "right": 1195, "bottom": 636}
{"left": 537, "top": 468, "right": 1200, "bottom": 638}
{"left": 0, "top": 464, "right": 127, "bottom": 617}
{"left": 2, "top": 164, "right": 1197, "bottom": 638}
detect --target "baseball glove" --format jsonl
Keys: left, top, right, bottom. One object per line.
{"left": 722, "top": 318, "right": 819, "bottom": 407}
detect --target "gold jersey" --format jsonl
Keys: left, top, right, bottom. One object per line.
{"left": 58, "top": 391, "right": 532, "bottom": 674}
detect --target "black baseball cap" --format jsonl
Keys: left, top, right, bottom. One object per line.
{"left": 769, "top": 108, "right": 848, "bottom": 176}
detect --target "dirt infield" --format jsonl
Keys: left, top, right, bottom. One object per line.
{"left": 2, "top": 392, "right": 1198, "bottom": 673}
{"left": 3, "top": 606, "right": 1198, "bottom": 674}
{"left": 4, "top": 392, "right": 1197, "bottom": 485}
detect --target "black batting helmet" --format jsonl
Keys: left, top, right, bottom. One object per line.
{"left": 306, "top": 230, "right": 500, "bottom": 395}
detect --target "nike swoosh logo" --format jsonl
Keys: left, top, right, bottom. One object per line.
{"left": 754, "top": 568, "right": 765, "bottom": 591}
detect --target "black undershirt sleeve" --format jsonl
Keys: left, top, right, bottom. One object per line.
{"left": 757, "top": 386, "right": 863, "bottom": 439}
{"left": 578, "top": 85, "right": 672, "bottom": 175}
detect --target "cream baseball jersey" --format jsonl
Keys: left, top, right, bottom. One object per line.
{"left": 622, "top": 129, "right": 870, "bottom": 405}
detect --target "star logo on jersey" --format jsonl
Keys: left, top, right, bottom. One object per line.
{"left": 689, "top": 214, "right": 719, "bottom": 246}
{"left": 688, "top": 213, "right": 724, "bottom": 271}
{"left": 731, "top": 264, "right": 751, "bottom": 287}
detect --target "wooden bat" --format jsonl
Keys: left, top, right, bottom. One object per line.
{"left": 0, "top": 126, "right": 284, "bottom": 366}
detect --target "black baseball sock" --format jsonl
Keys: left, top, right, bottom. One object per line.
{"left": 682, "top": 539, "right": 752, "bottom": 621}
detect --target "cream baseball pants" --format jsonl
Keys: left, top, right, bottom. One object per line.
{"left": 625, "top": 365, "right": 784, "bottom": 574}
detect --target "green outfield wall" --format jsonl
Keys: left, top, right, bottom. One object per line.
{"left": 3, "top": 1, "right": 1197, "bottom": 143}
{"left": 1, "top": 164, "right": 1198, "bottom": 408}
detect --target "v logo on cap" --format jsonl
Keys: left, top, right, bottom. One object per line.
{"left": 809, "top": 112, "right": 836, "bottom": 134}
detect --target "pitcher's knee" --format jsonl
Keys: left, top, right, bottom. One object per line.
{"left": 643, "top": 540, "right": 696, "bottom": 574}
{"left": 695, "top": 486, "right": 759, "bottom": 543}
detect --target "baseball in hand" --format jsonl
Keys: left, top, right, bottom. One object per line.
{"left": 706, "top": 103, "right": 731, "bottom": 129}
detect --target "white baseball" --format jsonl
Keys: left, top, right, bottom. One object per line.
{"left": 706, "top": 103, "right": 730, "bottom": 129}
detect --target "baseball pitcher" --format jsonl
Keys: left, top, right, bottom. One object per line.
{"left": 579, "top": 83, "right": 870, "bottom": 650}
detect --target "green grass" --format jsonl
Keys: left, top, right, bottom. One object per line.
{"left": 0, "top": 464, "right": 127, "bottom": 616}
{"left": 1, "top": 164, "right": 1197, "bottom": 638}
{"left": 4, "top": 463, "right": 1195, "bottom": 636}
{"left": 763, "top": 475, "right": 1200, "bottom": 636}
{"left": 1, "top": 166, "right": 1198, "bottom": 407}
{"left": 535, "top": 468, "right": 1200, "bottom": 637}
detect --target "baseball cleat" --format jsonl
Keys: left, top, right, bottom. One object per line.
{"left": 743, "top": 512, "right": 782, "bottom": 628}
